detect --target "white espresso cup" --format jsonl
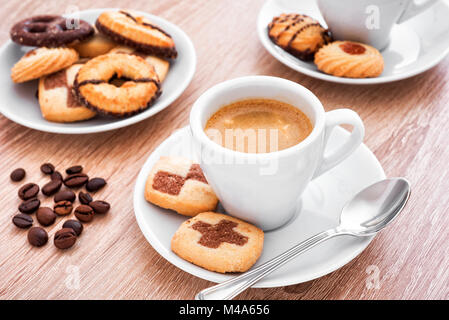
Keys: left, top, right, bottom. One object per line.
{"left": 190, "top": 76, "right": 365, "bottom": 230}
{"left": 318, "top": 0, "right": 438, "bottom": 50}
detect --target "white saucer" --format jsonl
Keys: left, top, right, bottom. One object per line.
{"left": 0, "top": 8, "right": 196, "bottom": 134}
{"left": 133, "top": 126, "right": 386, "bottom": 288}
{"left": 257, "top": 0, "right": 449, "bottom": 85}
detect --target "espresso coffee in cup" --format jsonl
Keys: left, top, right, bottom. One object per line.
{"left": 204, "top": 99, "right": 313, "bottom": 154}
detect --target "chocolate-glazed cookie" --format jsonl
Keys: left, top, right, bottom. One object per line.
{"left": 10, "top": 15, "right": 94, "bottom": 47}
{"left": 74, "top": 53, "right": 161, "bottom": 117}
{"left": 96, "top": 10, "right": 177, "bottom": 59}
{"left": 267, "top": 13, "right": 331, "bottom": 61}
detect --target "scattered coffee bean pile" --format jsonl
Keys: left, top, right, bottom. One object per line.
{"left": 10, "top": 163, "right": 110, "bottom": 250}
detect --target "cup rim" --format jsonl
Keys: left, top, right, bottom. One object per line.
{"left": 189, "top": 76, "right": 326, "bottom": 160}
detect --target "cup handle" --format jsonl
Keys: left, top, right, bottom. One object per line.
{"left": 397, "top": 0, "right": 438, "bottom": 24}
{"left": 313, "top": 109, "right": 365, "bottom": 179}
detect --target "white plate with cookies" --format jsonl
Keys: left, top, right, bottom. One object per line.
{"left": 257, "top": 0, "right": 449, "bottom": 84}
{"left": 133, "top": 126, "right": 386, "bottom": 289}
{"left": 0, "top": 8, "right": 196, "bottom": 134}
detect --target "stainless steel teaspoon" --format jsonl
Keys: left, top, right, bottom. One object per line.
{"left": 195, "top": 178, "right": 411, "bottom": 300}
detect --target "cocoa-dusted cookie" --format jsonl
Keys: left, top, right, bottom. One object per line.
{"left": 38, "top": 63, "right": 96, "bottom": 123}
{"left": 96, "top": 10, "right": 177, "bottom": 59}
{"left": 171, "top": 212, "right": 264, "bottom": 273}
{"left": 70, "top": 27, "right": 117, "bottom": 58}
{"left": 145, "top": 156, "right": 219, "bottom": 216}
{"left": 268, "top": 13, "right": 331, "bottom": 61}
{"left": 74, "top": 53, "right": 160, "bottom": 117}
{"left": 10, "top": 15, "right": 94, "bottom": 47}
{"left": 314, "top": 41, "right": 384, "bottom": 78}
{"left": 110, "top": 46, "right": 170, "bottom": 82}
{"left": 11, "top": 47, "right": 79, "bottom": 83}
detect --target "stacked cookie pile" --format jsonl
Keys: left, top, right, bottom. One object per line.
{"left": 267, "top": 13, "right": 384, "bottom": 78}
{"left": 9, "top": 10, "right": 177, "bottom": 122}
{"left": 144, "top": 156, "right": 264, "bottom": 274}
{"left": 11, "top": 163, "right": 110, "bottom": 250}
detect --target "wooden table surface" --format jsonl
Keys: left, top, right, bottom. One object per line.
{"left": 0, "top": 0, "right": 448, "bottom": 300}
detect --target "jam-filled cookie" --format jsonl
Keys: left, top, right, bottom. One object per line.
{"left": 268, "top": 13, "right": 331, "bottom": 61}
{"left": 314, "top": 41, "right": 384, "bottom": 78}
{"left": 145, "top": 156, "right": 219, "bottom": 216}
{"left": 11, "top": 47, "right": 79, "bottom": 83}
{"left": 71, "top": 27, "right": 117, "bottom": 58}
{"left": 74, "top": 53, "right": 161, "bottom": 117}
{"left": 10, "top": 15, "right": 94, "bottom": 47}
{"left": 109, "top": 46, "right": 170, "bottom": 82}
{"left": 171, "top": 212, "right": 264, "bottom": 273}
{"left": 38, "top": 63, "right": 96, "bottom": 123}
{"left": 96, "top": 10, "right": 177, "bottom": 59}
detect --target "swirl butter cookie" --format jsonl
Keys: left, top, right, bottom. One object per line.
{"left": 96, "top": 10, "right": 177, "bottom": 59}
{"left": 314, "top": 41, "right": 384, "bottom": 78}
{"left": 71, "top": 27, "right": 117, "bottom": 58}
{"left": 171, "top": 212, "right": 264, "bottom": 273}
{"left": 11, "top": 47, "right": 79, "bottom": 83}
{"left": 74, "top": 53, "right": 160, "bottom": 117}
{"left": 38, "top": 63, "right": 96, "bottom": 123}
{"left": 145, "top": 156, "right": 219, "bottom": 216}
{"left": 268, "top": 13, "right": 331, "bottom": 61}
{"left": 109, "top": 46, "right": 170, "bottom": 82}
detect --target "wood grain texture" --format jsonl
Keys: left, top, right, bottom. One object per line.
{"left": 0, "top": 0, "right": 448, "bottom": 300}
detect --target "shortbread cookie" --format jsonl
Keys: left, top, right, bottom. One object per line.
{"left": 171, "top": 212, "right": 264, "bottom": 273}
{"left": 314, "top": 41, "right": 384, "bottom": 78}
{"left": 38, "top": 63, "right": 96, "bottom": 123}
{"left": 268, "top": 13, "right": 331, "bottom": 61}
{"left": 71, "top": 27, "right": 117, "bottom": 58}
{"left": 11, "top": 47, "right": 79, "bottom": 83}
{"left": 74, "top": 53, "right": 160, "bottom": 117}
{"left": 145, "top": 156, "right": 218, "bottom": 216}
{"left": 96, "top": 10, "right": 177, "bottom": 59}
{"left": 110, "top": 46, "right": 170, "bottom": 82}
{"left": 10, "top": 15, "right": 94, "bottom": 47}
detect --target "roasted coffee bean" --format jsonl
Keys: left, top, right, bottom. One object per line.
{"left": 78, "top": 191, "right": 93, "bottom": 205}
{"left": 89, "top": 200, "right": 110, "bottom": 214}
{"left": 18, "top": 183, "right": 39, "bottom": 200}
{"left": 12, "top": 214, "right": 33, "bottom": 229}
{"left": 28, "top": 227, "right": 48, "bottom": 247}
{"left": 86, "top": 177, "right": 107, "bottom": 192}
{"left": 42, "top": 180, "right": 62, "bottom": 196}
{"left": 51, "top": 171, "right": 63, "bottom": 182}
{"left": 40, "top": 163, "right": 55, "bottom": 174}
{"left": 19, "top": 198, "right": 40, "bottom": 214}
{"left": 36, "top": 207, "right": 56, "bottom": 226}
{"left": 54, "top": 201, "right": 73, "bottom": 216}
{"left": 10, "top": 168, "right": 26, "bottom": 182}
{"left": 63, "top": 219, "right": 83, "bottom": 236}
{"left": 54, "top": 190, "right": 76, "bottom": 203}
{"left": 74, "top": 205, "right": 94, "bottom": 222}
{"left": 66, "top": 165, "right": 83, "bottom": 175}
{"left": 54, "top": 228, "right": 77, "bottom": 249}
{"left": 63, "top": 173, "right": 89, "bottom": 188}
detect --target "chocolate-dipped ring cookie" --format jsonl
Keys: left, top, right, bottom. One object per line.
{"left": 74, "top": 53, "right": 161, "bottom": 117}
{"left": 10, "top": 15, "right": 94, "bottom": 47}
{"left": 96, "top": 10, "right": 177, "bottom": 59}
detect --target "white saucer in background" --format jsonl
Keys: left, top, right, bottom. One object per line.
{"left": 0, "top": 8, "right": 196, "bottom": 134}
{"left": 133, "top": 126, "right": 385, "bottom": 288}
{"left": 257, "top": 0, "right": 449, "bottom": 85}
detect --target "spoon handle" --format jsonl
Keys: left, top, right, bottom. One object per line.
{"left": 195, "top": 227, "right": 341, "bottom": 300}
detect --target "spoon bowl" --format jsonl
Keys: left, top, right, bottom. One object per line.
{"left": 339, "top": 178, "right": 411, "bottom": 236}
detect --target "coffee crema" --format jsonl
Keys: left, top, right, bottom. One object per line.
{"left": 205, "top": 99, "right": 313, "bottom": 153}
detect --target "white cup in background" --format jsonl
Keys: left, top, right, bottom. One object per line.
{"left": 317, "top": 0, "right": 438, "bottom": 50}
